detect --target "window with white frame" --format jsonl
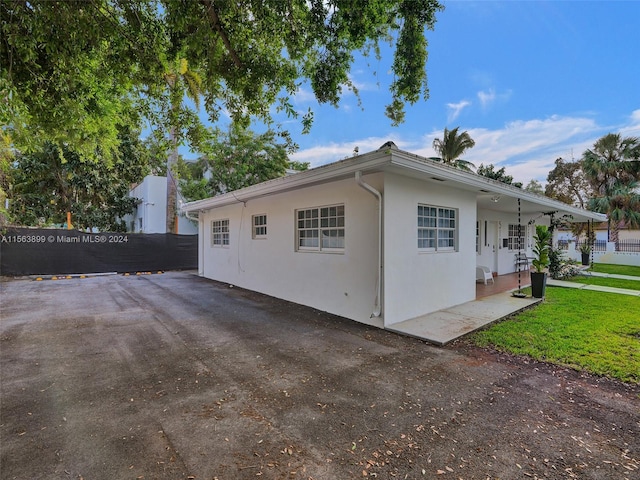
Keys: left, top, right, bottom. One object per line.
{"left": 296, "top": 204, "right": 345, "bottom": 251}
{"left": 252, "top": 214, "right": 267, "bottom": 239}
{"left": 507, "top": 224, "right": 525, "bottom": 251}
{"left": 211, "top": 219, "right": 229, "bottom": 246}
{"left": 476, "top": 221, "right": 480, "bottom": 253}
{"left": 417, "top": 204, "right": 457, "bottom": 252}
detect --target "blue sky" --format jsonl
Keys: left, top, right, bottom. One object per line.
{"left": 271, "top": 0, "right": 640, "bottom": 185}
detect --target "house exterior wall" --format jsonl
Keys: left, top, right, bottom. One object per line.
{"left": 128, "top": 175, "right": 197, "bottom": 234}
{"left": 198, "top": 174, "right": 383, "bottom": 327}
{"left": 382, "top": 174, "right": 477, "bottom": 326}
{"left": 475, "top": 209, "right": 551, "bottom": 276}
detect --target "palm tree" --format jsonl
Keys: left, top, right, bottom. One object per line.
{"left": 588, "top": 182, "right": 640, "bottom": 242}
{"left": 582, "top": 133, "right": 640, "bottom": 242}
{"left": 164, "top": 57, "right": 202, "bottom": 233}
{"left": 431, "top": 127, "right": 476, "bottom": 172}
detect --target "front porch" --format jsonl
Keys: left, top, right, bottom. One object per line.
{"left": 476, "top": 271, "right": 532, "bottom": 298}
{"left": 387, "top": 272, "right": 539, "bottom": 346}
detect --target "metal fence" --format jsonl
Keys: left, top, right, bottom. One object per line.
{"left": 575, "top": 240, "right": 607, "bottom": 252}
{"left": 616, "top": 239, "right": 640, "bottom": 252}
{"left": 560, "top": 239, "right": 640, "bottom": 253}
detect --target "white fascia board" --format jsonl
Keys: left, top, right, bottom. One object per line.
{"left": 182, "top": 146, "right": 606, "bottom": 224}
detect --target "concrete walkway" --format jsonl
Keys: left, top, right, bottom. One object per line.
{"left": 580, "top": 271, "right": 640, "bottom": 281}
{"left": 387, "top": 292, "right": 541, "bottom": 346}
{"left": 388, "top": 271, "right": 639, "bottom": 346}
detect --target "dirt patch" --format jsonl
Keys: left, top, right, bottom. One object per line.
{"left": 1, "top": 272, "right": 638, "bottom": 479}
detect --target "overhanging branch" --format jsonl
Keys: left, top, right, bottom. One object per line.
{"left": 199, "top": 0, "right": 244, "bottom": 69}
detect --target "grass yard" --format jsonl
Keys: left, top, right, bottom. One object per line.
{"left": 588, "top": 263, "right": 640, "bottom": 277}
{"left": 471, "top": 287, "right": 640, "bottom": 384}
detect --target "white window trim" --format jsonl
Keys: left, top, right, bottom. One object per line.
{"left": 252, "top": 214, "right": 267, "bottom": 239}
{"left": 295, "top": 204, "right": 345, "bottom": 253}
{"left": 417, "top": 204, "right": 458, "bottom": 253}
{"left": 507, "top": 224, "right": 526, "bottom": 251}
{"left": 211, "top": 219, "right": 230, "bottom": 247}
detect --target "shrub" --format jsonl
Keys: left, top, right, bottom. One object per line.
{"left": 552, "top": 262, "right": 582, "bottom": 280}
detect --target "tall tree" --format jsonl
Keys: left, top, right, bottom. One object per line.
{"left": 582, "top": 133, "right": 640, "bottom": 241}
{"left": 2, "top": 0, "right": 444, "bottom": 162}
{"left": 163, "top": 57, "right": 203, "bottom": 233}
{"left": 430, "top": 127, "right": 476, "bottom": 172}
{"left": 545, "top": 157, "right": 592, "bottom": 208}
{"left": 476, "top": 163, "right": 522, "bottom": 187}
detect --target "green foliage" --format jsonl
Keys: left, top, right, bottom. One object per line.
{"left": 531, "top": 224, "right": 551, "bottom": 273}
{"left": 582, "top": 133, "right": 640, "bottom": 241}
{"left": 430, "top": 127, "right": 476, "bottom": 172}
{"left": 523, "top": 179, "right": 544, "bottom": 195}
{"left": 9, "top": 128, "right": 151, "bottom": 231}
{"left": 2, "top": 0, "right": 444, "bottom": 161}
{"left": 589, "top": 263, "right": 640, "bottom": 277}
{"left": 472, "top": 287, "right": 640, "bottom": 384}
{"left": 544, "top": 157, "right": 592, "bottom": 208}
{"left": 548, "top": 245, "right": 566, "bottom": 279}
{"left": 476, "top": 163, "right": 523, "bottom": 187}
{"left": 176, "top": 124, "right": 297, "bottom": 202}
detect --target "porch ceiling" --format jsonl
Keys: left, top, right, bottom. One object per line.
{"left": 476, "top": 193, "right": 599, "bottom": 223}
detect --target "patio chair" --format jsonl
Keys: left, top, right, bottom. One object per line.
{"left": 514, "top": 252, "right": 530, "bottom": 271}
{"left": 476, "top": 265, "right": 494, "bottom": 285}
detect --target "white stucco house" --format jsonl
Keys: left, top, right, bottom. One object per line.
{"left": 126, "top": 175, "right": 198, "bottom": 234}
{"left": 182, "top": 143, "right": 605, "bottom": 329}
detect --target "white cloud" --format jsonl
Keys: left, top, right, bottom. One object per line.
{"left": 292, "top": 86, "right": 317, "bottom": 105}
{"left": 477, "top": 88, "right": 512, "bottom": 109}
{"left": 447, "top": 100, "right": 471, "bottom": 123}
{"left": 292, "top": 111, "right": 640, "bottom": 183}
{"left": 291, "top": 136, "right": 404, "bottom": 167}
{"left": 477, "top": 89, "right": 496, "bottom": 108}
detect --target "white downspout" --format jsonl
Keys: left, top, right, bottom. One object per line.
{"left": 355, "top": 171, "right": 382, "bottom": 318}
{"left": 186, "top": 211, "right": 204, "bottom": 276}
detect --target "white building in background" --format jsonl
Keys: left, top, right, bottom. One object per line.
{"left": 126, "top": 175, "right": 197, "bottom": 234}
{"left": 182, "top": 143, "right": 605, "bottom": 330}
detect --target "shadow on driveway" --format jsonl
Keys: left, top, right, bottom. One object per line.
{"left": 1, "top": 272, "right": 638, "bottom": 479}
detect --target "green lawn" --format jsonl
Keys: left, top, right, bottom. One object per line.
{"left": 568, "top": 275, "right": 640, "bottom": 291}
{"left": 471, "top": 287, "right": 640, "bottom": 384}
{"left": 588, "top": 263, "right": 640, "bottom": 277}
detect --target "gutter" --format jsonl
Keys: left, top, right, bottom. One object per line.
{"left": 185, "top": 211, "right": 200, "bottom": 222}
{"left": 355, "top": 171, "right": 382, "bottom": 318}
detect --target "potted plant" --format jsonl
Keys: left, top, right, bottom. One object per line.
{"left": 579, "top": 230, "right": 595, "bottom": 266}
{"left": 579, "top": 242, "right": 591, "bottom": 266}
{"left": 531, "top": 224, "right": 551, "bottom": 298}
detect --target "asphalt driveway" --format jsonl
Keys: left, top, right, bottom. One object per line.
{"left": 1, "top": 272, "right": 638, "bottom": 479}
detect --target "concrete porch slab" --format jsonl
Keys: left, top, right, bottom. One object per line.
{"left": 387, "top": 292, "right": 541, "bottom": 346}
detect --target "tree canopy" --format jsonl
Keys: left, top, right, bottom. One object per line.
{"left": 9, "top": 127, "right": 157, "bottom": 231}
{"left": 545, "top": 157, "right": 593, "bottom": 208}
{"left": 581, "top": 133, "right": 640, "bottom": 241}
{"left": 1, "top": 0, "right": 444, "bottom": 161}
{"left": 175, "top": 124, "right": 306, "bottom": 202}
{"left": 476, "top": 163, "right": 522, "bottom": 188}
